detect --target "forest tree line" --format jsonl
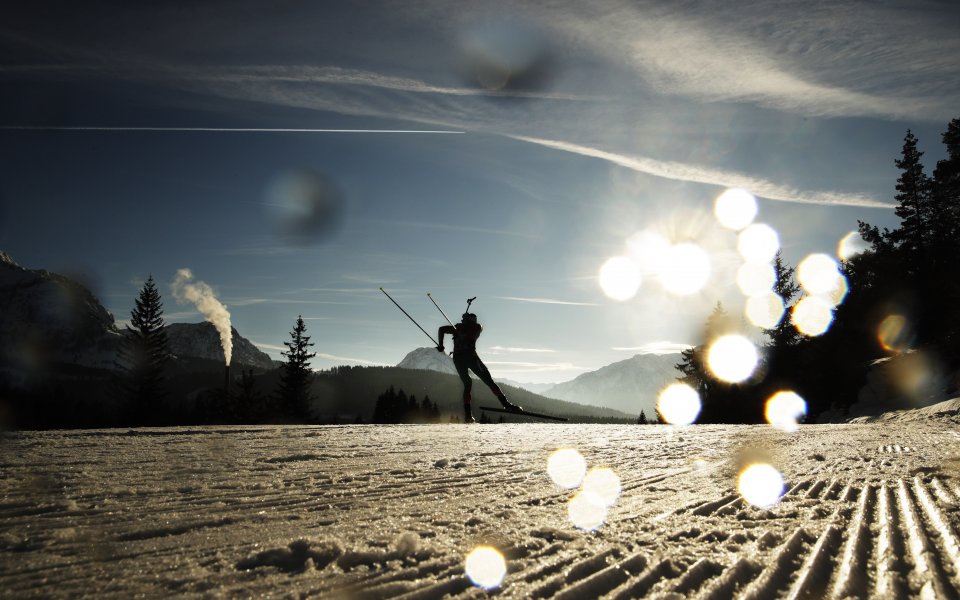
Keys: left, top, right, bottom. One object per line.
{"left": 676, "top": 118, "right": 960, "bottom": 423}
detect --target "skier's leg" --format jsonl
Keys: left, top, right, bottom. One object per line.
{"left": 454, "top": 355, "right": 475, "bottom": 422}
{"left": 471, "top": 356, "right": 522, "bottom": 411}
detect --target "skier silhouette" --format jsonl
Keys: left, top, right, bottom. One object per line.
{"left": 438, "top": 311, "right": 520, "bottom": 423}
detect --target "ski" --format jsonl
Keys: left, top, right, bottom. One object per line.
{"left": 479, "top": 406, "right": 568, "bottom": 422}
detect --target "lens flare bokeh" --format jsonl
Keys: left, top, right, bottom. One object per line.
{"left": 838, "top": 231, "right": 868, "bottom": 260}
{"left": 737, "top": 262, "right": 775, "bottom": 297}
{"left": 547, "top": 448, "right": 587, "bottom": 489}
{"left": 626, "top": 230, "right": 671, "bottom": 274}
{"left": 582, "top": 467, "right": 622, "bottom": 507}
{"left": 707, "top": 335, "right": 759, "bottom": 383}
{"left": 657, "top": 383, "right": 701, "bottom": 425}
{"left": 660, "top": 243, "right": 711, "bottom": 295}
{"left": 745, "top": 291, "right": 785, "bottom": 329}
{"left": 714, "top": 188, "right": 757, "bottom": 231}
{"left": 797, "top": 254, "right": 842, "bottom": 295}
{"left": 567, "top": 492, "right": 607, "bottom": 531}
{"left": 792, "top": 296, "right": 834, "bottom": 336}
{"left": 737, "top": 224, "right": 780, "bottom": 264}
{"left": 599, "top": 256, "right": 641, "bottom": 301}
{"left": 878, "top": 314, "right": 914, "bottom": 352}
{"left": 738, "top": 463, "right": 785, "bottom": 509}
{"left": 765, "top": 391, "right": 807, "bottom": 432}
{"left": 465, "top": 545, "right": 507, "bottom": 589}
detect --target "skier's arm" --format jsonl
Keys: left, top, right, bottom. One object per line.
{"left": 438, "top": 325, "right": 456, "bottom": 351}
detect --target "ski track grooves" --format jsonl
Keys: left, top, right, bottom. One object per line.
{"left": 3, "top": 424, "right": 960, "bottom": 598}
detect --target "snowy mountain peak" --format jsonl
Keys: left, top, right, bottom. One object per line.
{"left": 397, "top": 347, "right": 457, "bottom": 375}
{"left": 0, "top": 250, "right": 20, "bottom": 268}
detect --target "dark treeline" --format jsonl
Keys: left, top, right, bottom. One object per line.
{"left": 372, "top": 386, "right": 442, "bottom": 424}
{"left": 677, "top": 118, "right": 960, "bottom": 423}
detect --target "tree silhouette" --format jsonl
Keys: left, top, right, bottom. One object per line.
{"left": 276, "top": 315, "right": 317, "bottom": 420}
{"left": 233, "top": 368, "right": 265, "bottom": 422}
{"left": 115, "top": 275, "right": 169, "bottom": 424}
{"left": 763, "top": 251, "right": 802, "bottom": 349}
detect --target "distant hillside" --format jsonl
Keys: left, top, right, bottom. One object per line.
{"left": 301, "top": 365, "right": 635, "bottom": 423}
{"left": 543, "top": 353, "right": 682, "bottom": 417}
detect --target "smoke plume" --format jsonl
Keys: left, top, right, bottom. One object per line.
{"left": 171, "top": 268, "right": 232, "bottom": 365}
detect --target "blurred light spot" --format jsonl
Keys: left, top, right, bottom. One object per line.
{"left": 714, "top": 188, "right": 757, "bottom": 231}
{"left": 265, "top": 169, "right": 344, "bottom": 244}
{"left": 738, "top": 463, "right": 785, "bottom": 509}
{"left": 878, "top": 314, "right": 914, "bottom": 352}
{"left": 660, "top": 243, "right": 711, "bottom": 295}
{"left": 581, "top": 467, "right": 622, "bottom": 507}
{"left": 547, "top": 449, "right": 587, "bottom": 489}
{"left": 826, "top": 275, "right": 849, "bottom": 308}
{"left": 737, "top": 262, "right": 775, "bottom": 297}
{"left": 888, "top": 351, "right": 942, "bottom": 401}
{"left": 707, "top": 335, "right": 758, "bottom": 383}
{"left": 838, "top": 231, "right": 868, "bottom": 260}
{"left": 792, "top": 296, "right": 833, "bottom": 337}
{"left": 745, "top": 292, "right": 785, "bottom": 329}
{"left": 459, "top": 18, "right": 551, "bottom": 92}
{"left": 737, "top": 224, "right": 780, "bottom": 264}
{"left": 568, "top": 492, "right": 607, "bottom": 531}
{"left": 657, "top": 383, "right": 701, "bottom": 425}
{"left": 465, "top": 545, "right": 507, "bottom": 589}
{"left": 626, "top": 230, "right": 670, "bottom": 274}
{"left": 598, "top": 256, "right": 641, "bottom": 301}
{"left": 765, "top": 391, "right": 807, "bottom": 432}
{"left": 797, "top": 254, "right": 841, "bottom": 295}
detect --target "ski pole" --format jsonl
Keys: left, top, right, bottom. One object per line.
{"left": 427, "top": 293, "right": 455, "bottom": 327}
{"left": 380, "top": 288, "right": 439, "bottom": 346}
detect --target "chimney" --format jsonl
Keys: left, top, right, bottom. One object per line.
{"left": 224, "top": 364, "right": 231, "bottom": 393}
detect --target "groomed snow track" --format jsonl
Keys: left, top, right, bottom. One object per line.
{"left": 1, "top": 423, "right": 959, "bottom": 598}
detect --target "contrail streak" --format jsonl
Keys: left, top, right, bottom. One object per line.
{"left": 0, "top": 126, "right": 464, "bottom": 134}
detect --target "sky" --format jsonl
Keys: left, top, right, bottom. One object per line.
{"left": 1, "top": 1, "right": 959, "bottom": 383}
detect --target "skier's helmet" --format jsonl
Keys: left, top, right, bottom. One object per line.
{"left": 462, "top": 312, "right": 477, "bottom": 323}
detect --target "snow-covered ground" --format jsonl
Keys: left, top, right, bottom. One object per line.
{"left": 2, "top": 419, "right": 960, "bottom": 598}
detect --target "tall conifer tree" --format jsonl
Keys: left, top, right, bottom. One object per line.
{"left": 276, "top": 315, "right": 317, "bottom": 419}
{"left": 116, "top": 275, "right": 169, "bottom": 424}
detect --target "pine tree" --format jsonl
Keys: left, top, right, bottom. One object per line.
{"left": 763, "top": 251, "right": 802, "bottom": 349}
{"left": 115, "top": 275, "right": 169, "bottom": 424}
{"left": 889, "top": 130, "right": 931, "bottom": 269}
{"left": 931, "top": 119, "right": 960, "bottom": 247}
{"left": 637, "top": 409, "right": 648, "bottom": 425}
{"left": 275, "top": 315, "right": 317, "bottom": 420}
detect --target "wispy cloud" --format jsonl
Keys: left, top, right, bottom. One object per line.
{"left": 252, "top": 341, "right": 286, "bottom": 353}
{"left": 487, "top": 346, "right": 557, "bottom": 353}
{"left": 510, "top": 135, "right": 892, "bottom": 208}
{"left": 485, "top": 360, "right": 592, "bottom": 373}
{"left": 497, "top": 296, "right": 600, "bottom": 306}
{"left": 315, "top": 352, "right": 384, "bottom": 366}
{"left": 612, "top": 341, "right": 692, "bottom": 354}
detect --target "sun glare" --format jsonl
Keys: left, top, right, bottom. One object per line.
{"left": 599, "top": 256, "right": 641, "bottom": 301}
{"left": 714, "top": 188, "right": 757, "bottom": 231}
{"left": 626, "top": 230, "right": 671, "bottom": 274}
{"left": 738, "top": 463, "right": 785, "bottom": 509}
{"left": 745, "top": 291, "right": 785, "bottom": 329}
{"left": 659, "top": 243, "right": 711, "bottom": 295}
{"left": 765, "top": 391, "right": 807, "bottom": 432}
{"left": 737, "top": 224, "right": 780, "bottom": 264}
{"left": 547, "top": 449, "right": 587, "bottom": 489}
{"left": 657, "top": 383, "right": 701, "bottom": 425}
{"left": 792, "top": 296, "right": 834, "bottom": 336}
{"left": 465, "top": 546, "right": 507, "bottom": 589}
{"left": 707, "top": 335, "right": 758, "bottom": 383}
{"left": 737, "top": 262, "right": 775, "bottom": 296}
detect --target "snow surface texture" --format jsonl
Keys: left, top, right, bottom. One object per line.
{"left": 3, "top": 420, "right": 960, "bottom": 598}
